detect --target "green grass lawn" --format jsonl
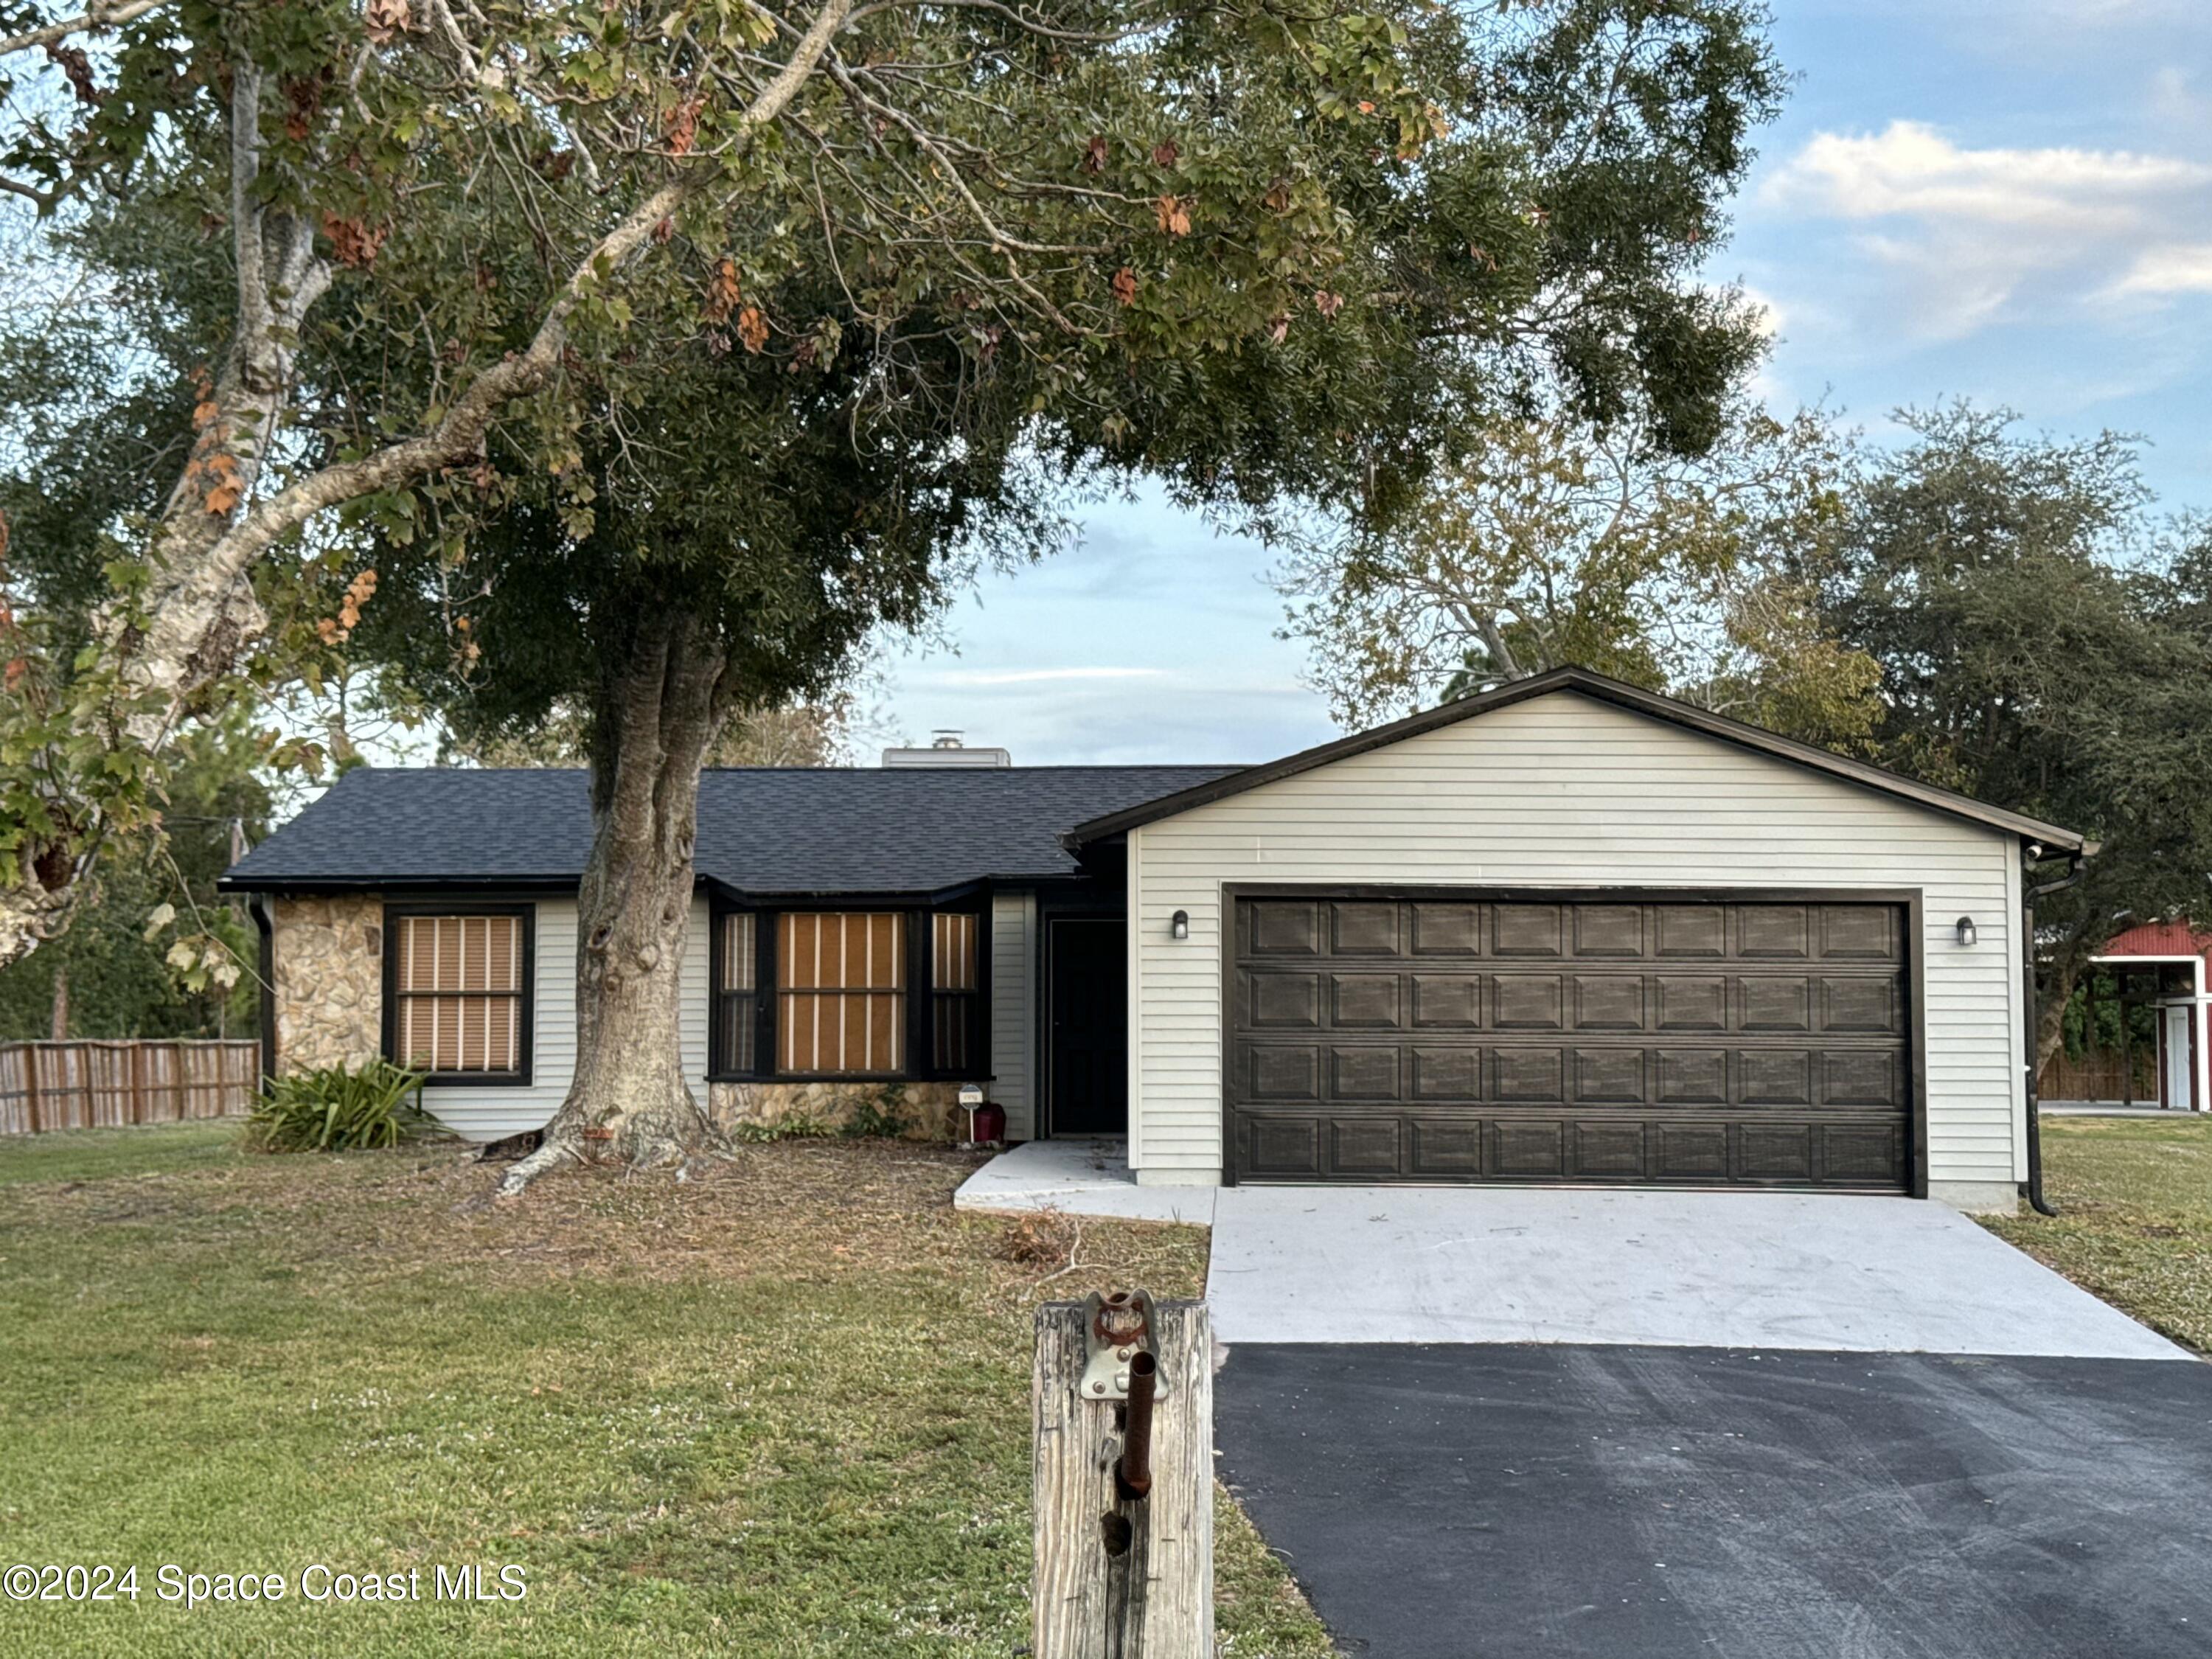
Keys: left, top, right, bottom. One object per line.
{"left": 1983, "top": 1114, "right": 2212, "bottom": 1355}
{"left": 0, "top": 1124, "right": 1330, "bottom": 1658}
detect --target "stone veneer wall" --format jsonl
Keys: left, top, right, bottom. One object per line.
{"left": 706, "top": 1079, "right": 965, "bottom": 1141}
{"left": 271, "top": 895, "right": 385, "bottom": 1073}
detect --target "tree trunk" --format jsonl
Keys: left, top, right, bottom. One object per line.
{"left": 497, "top": 608, "right": 736, "bottom": 1197}
{"left": 49, "top": 964, "right": 68, "bottom": 1042}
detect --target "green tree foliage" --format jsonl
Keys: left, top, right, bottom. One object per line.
{"left": 0, "top": 716, "right": 268, "bottom": 1040}
{"left": 0, "top": 223, "right": 270, "bottom": 1039}
{"left": 1272, "top": 397, "right": 1882, "bottom": 737}
{"left": 0, "top": 0, "right": 1786, "bottom": 965}
{"left": 1809, "top": 406, "right": 2212, "bottom": 1062}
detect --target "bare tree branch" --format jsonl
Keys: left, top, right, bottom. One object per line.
{"left": 0, "top": 0, "right": 161, "bottom": 58}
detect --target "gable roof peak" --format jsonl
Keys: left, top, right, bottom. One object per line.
{"left": 1063, "top": 664, "right": 2087, "bottom": 852}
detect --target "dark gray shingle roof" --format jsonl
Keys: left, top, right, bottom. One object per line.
{"left": 221, "top": 764, "right": 1238, "bottom": 895}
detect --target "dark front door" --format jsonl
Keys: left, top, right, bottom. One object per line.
{"left": 1228, "top": 894, "right": 1912, "bottom": 1190}
{"left": 1048, "top": 917, "right": 1127, "bottom": 1135}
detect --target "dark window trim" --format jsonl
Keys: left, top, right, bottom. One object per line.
{"left": 706, "top": 896, "right": 992, "bottom": 1084}
{"left": 380, "top": 902, "right": 535, "bottom": 1088}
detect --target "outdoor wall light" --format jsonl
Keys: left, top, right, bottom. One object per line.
{"left": 1955, "top": 916, "right": 1978, "bottom": 947}
{"left": 1170, "top": 910, "right": 1189, "bottom": 941}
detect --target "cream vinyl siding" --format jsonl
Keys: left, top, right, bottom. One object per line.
{"left": 1127, "top": 689, "right": 2025, "bottom": 1188}
{"left": 991, "top": 890, "right": 1040, "bottom": 1138}
{"left": 426, "top": 894, "right": 713, "bottom": 1143}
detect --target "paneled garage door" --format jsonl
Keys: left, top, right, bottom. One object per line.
{"left": 1228, "top": 895, "right": 1913, "bottom": 1191}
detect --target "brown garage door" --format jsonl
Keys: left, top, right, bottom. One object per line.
{"left": 1228, "top": 895, "right": 1912, "bottom": 1191}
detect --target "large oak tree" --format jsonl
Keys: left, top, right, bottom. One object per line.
{"left": 4, "top": 0, "right": 1789, "bottom": 1183}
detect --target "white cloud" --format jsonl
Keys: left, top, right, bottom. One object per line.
{"left": 2116, "top": 243, "right": 2212, "bottom": 295}
{"left": 931, "top": 666, "right": 1170, "bottom": 686}
{"left": 1754, "top": 119, "right": 2212, "bottom": 341}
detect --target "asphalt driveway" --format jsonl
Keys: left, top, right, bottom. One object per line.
{"left": 1217, "top": 1342, "right": 2212, "bottom": 1659}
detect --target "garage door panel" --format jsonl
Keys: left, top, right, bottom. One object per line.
{"left": 1410, "top": 1119, "right": 1484, "bottom": 1174}
{"left": 1495, "top": 1121, "right": 1566, "bottom": 1176}
{"left": 1821, "top": 976, "right": 1899, "bottom": 1033}
{"left": 1331, "top": 902, "right": 1400, "bottom": 954}
{"left": 1654, "top": 1122, "right": 1731, "bottom": 1180}
{"left": 1411, "top": 975, "right": 1482, "bottom": 1028}
{"left": 1411, "top": 903, "right": 1482, "bottom": 955}
{"left": 1739, "top": 1123, "right": 1815, "bottom": 1180}
{"left": 1493, "top": 975, "right": 1564, "bottom": 1029}
{"left": 1246, "top": 970, "right": 1322, "bottom": 1029}
{"left": 1331, "top": 973, "right": 1402, "bottom": 1027}
{"left": 1738, "top": 905, "right": 1812, "bottom": 958}
{"left": 1411, "top": 1047, "right": 1481, "bottom": 1100}
{"left": 1572, "top": 904, "right": 1646, "bottom": 956}
{"left": 1245, "top": 1043, "right": 1321, "bottom": 1101}
{"left": 1819, "top": 905, "right": 1896, "bottom": 959}
{"left": 1573, "top": 1048, "right": 1646, "bottom": 1103}
{"left": 1494, "top": 1047, "right": 1565, "bottom": 1101}
{"left": 1739, "top": 1049, "right": 1814, "bottom": 1105}
{"left": 1331, "top": 1046, "right": 1399, "bottom": 1099}
{"left": 1249, "top": 901, "right": 1321, "bottom": 956}
{"left": 1245, "top": 1116, "right": 1322, "bottom": 1177}
{"left": 1657, "top": 1048, "right": 1729, "bottom": 1105}
{"left": 1822, "top": 1123, "right": 1902, "bottom": 1183}
{"left": 1332, "top": 1117, "right": 1402, "bottom": 1174}
{"left": 1573, "top": 975, "right": 1648, "bottom": 1031}
{"left": 1739, "top": 977, "right": 1813, "bottom": 1032}
{"left": 1655, "top": 905, "right": 1728, "bottom": 958}
{"left": 1655, "top": 975, "right": 1728, "bottom": 1031}
{"left": 1823, "top": 1050, "right": 1902, "bottom": 1107}
{"left": 1494, "top": 904, "right": 1565, "bottom": 956}
{"left": 1230, "top": 895, "right": 1911, "bottom": 1192}
{"left": 1571, "top": 1122, "right": 1647, "bottom": 1178}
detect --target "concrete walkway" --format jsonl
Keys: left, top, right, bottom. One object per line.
{"left": 951, "top": 1138, "right": 1217, "bottom": 1225}
{"left": 1205, "top": 1186, "right": 2191, "bottom": 1359}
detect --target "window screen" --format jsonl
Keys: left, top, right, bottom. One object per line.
{"left": 717, "top": 911, "right": 759, "bottom": 1074}
{"left": 932, "top": 911, "right": 981, "bottom": 1071}
{"left": 392, "top": 914, "right": 524, "bottom": 1075}
{"left": 778, "top": 912, "right": 905, "bottom": 1074}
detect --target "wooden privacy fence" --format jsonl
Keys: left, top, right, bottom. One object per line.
{"left": 2039, "top": 1045, "right": 2159, "bottom": 1105}
{"left": 0, "top": 1040, "right": 260, "bottom": 1134}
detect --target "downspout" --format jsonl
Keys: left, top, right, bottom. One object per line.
{"left": 2022, "top": 847, "right": 2087, "bottom": 1217}
{"left": 248, "top": 894, "right": 277, "bottom": 1093}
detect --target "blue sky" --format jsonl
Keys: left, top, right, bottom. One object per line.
{"left": 876, "top": 0, "right": 2212, "bottom": 767}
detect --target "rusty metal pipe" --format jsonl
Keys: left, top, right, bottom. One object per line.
{"left": 1119, "top": 1350, "right": 1158, "bottom": 1500}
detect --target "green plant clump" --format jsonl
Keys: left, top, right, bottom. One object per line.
{"left": 844, "top": 1088, "right": 913, "bottom": 1140}
{"left": 248, "top": 1061, "right": 437, "bottom": 1152}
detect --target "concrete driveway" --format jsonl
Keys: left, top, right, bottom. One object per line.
{"left": 1206, "top": 1186, "right": 2187, "bottom": 1357}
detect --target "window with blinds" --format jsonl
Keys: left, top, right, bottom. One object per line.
{"left": 932, "top": 911, "right": 981, "bottom": 1071}
{"left": 716, "top": 911, "right": 759, "bottom": 1074}
{"left": 390, "top": 913, "right": 526, "bottom": 1077}
{"left": 777, "top": 912, "right": 906, "bottom": 1074}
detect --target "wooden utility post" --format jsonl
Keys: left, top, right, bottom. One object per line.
{"left": 1033, "top": 1295, "right": 1213, "bottom": 1658}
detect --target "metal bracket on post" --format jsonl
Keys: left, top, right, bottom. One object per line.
{"left": 1077, "top": 1289, "right": 1157, "bottom": 1402}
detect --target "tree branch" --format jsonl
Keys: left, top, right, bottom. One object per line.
{"left": 0, "top": 0, "right": 161, "bottom": 58}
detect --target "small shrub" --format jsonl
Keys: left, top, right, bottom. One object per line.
{"left": 844, "top": 1088, "right": 912, "bottom": 1140}
{"left": 994, "top": 1207, "right": 1078, "bottom": 1267}
{"left": 730, "top": 1110, "right": 837, "bottom": 1144}
{"left": 248, "top": 1061, "right": 437, "bottom": 1152}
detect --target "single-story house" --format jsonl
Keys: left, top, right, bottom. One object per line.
{"left": 219, "top": 667, "right": 2087, "bottom": 1211}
